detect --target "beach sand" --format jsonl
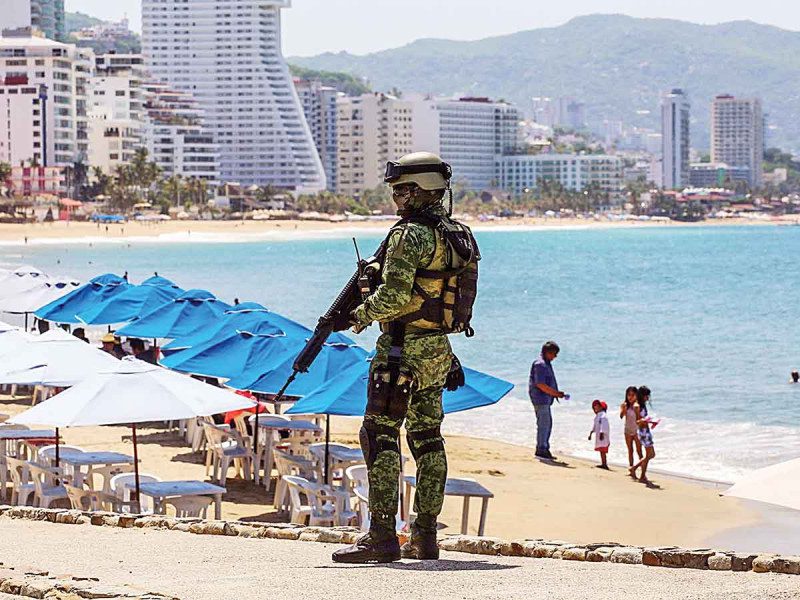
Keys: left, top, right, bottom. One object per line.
{"left": 0, "top": 215, "right": 793, "bottom": 247}
{"left": 0, "top": 393, "right": 761, "bottom": 551}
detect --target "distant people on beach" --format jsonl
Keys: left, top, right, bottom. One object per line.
{"left": 629, "top": 386, "right": 656, "bottom": 484}
{"left": 72, "top": 327, "right": 89, "bottom": 344}
{"left": 101, "top": 333, "right": 126, "bottom": 359}
{"left": 529, "top": 340, "right": 567, "bottom": 461}
{"left": 589, "top": 400, "right": 610, "bottom": 469}
{"left": 130, "top": 338, "right": 157, "bottom": 364}
{"left": 620, "top": 386, "right": 643, "bottom": 467}
{"left": 791, "top": 371, "right": 799, "bottom": 384}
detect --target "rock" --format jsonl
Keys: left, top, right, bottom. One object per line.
{"left": 769, "top": 556, "right": 800, "bottom": 575}
{"left": 587, "top": 547, "right": 616, "bottom": 563}
{"left": 585, "top": 542, "right": 623, "bottom": 551}
{"left": 752, "top": 555, "right": 776, "bottom": 573}
{"left": 116, "top": 514, "right": 137, "bottom": 528}
{"left": 228, "top": 524, "right": 265, "bottom": 538}
{"left": 54, "top": 510, "right": 85, "bottom": 525}
{"left": 682, "top": 549, "right": 714, "bottom": 570}
{"left": 188, "top": 521, "right": 232, "bottom": 536}
{"left": 0, "top": 578, "right": 23, "bottom": 594}
{"left": 170, "top": 522, "right": 193, "bottom": 533}
{"left": 438, "top": 535, "right": 503, "bottom": 556}
{"left": 135, "top": 516, "right": 175, "bottom": 529}
{"left": 610, "top": 547, "right": 643, "bottom": 565}
{"left": 44, "top": 591, "right": 83, "bottom": 600}
{"left": 264, "top": 526, "right": 302, "bottom": 540}
{"left": 532, "top": 543, "right": 561, "bottom": 559}
{"left": 731, "top": 553, "right": 758, "bottom": 572}
{"left": 562, "top": 547, "right": 588, "bottom": 561}
{"left": 708, "top": 553, "right": 733, "bottom": 571}
{"left": 498, "top": 541, "right": 526, "bottom": 557}
{"left": 20, "top": 579, "right": 54, "bottom": 598}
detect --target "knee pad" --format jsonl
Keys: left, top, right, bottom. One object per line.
{"left": 406, "top": 426, "right": 445, "bottom": 461}
{"left": 359, "top": 422, "right": 401, "bottom": 468}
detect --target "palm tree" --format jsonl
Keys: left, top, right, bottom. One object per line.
{"left": 0, "top": 162, "right": 11, "bottom": 198}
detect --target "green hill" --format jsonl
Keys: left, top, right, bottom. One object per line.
{"left": 65, "top": 11, "right": 103, "bottom": 33}
{"left": 288, "top": 65, "right": 371, "bottom": 96}
{"left": 290, "top": 15, "right": 800, "bottom": 151}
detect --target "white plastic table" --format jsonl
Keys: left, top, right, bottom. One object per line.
{"left": 59, "top": 451, "right": 135, "bottom": 487}
{"left": 249, "top": 416, "right": 322, "bottom": 487}
{"left": 129, "top": 480, "right": 227, "bottom": 520}
{"left": 403, "top": 476, "right": 494, "bottom": 536}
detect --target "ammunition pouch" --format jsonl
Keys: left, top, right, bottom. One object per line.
{"left": 445, "top": 356, "right": 466, "bottom": 392}
{"left": 367, "top": 367, "right": 414, "bottom": 420}
{"left": 407, "top": 426, "right": 445, "bottom": 461}
{"left": 359, "top": 422, "right": 401, "bottom": 468}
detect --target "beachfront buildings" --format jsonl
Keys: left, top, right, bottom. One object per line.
{"left": 335, "top": 92, "right": 414, "bottom": 197}
{"left": 711, "top": 95, "right": 764, "bottom": 188}
{"left": 0, "top": 33, "right": 93, "bottom": 168}
{"left": 141, "top": 0, "right": 326, "bottom": 194}
{"left": 142, "top": 82, "right": 219, "bottom": 184}
{"left": 433, "top": 97, "right": 524, "bottom": 190}
{"left": 495, "top": 154, "right": 623, "bottom": 197}
{"left": 661, "top": 89, "right": 690, "bottom": 190}
{"left": 295, "top": 79, "right": 342, "bottom": 192}
{"left": 87, "top": 54, "right": 146, "bottom": 174}
{"left": 689, "top": 162, "right": 751, "bottom": 188}
{"left": 1, "top": 0, "right": 66, "bottom": 41}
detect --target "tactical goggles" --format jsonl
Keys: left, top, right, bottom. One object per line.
{"left": 384, "top": 160, "right": 453, "bottom": 183}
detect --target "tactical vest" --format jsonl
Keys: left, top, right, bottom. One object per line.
{"left": 384, "top": 213, "right": 480, "bottom": 336}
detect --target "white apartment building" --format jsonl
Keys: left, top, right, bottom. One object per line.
{"left": 661, "top": 88, "right": 691, "bottom": 190}
{"left": 496, "top": 153, "right": 623, "bottom": 197}
{"left": 142, "top": 81, "right": 219, "bottom": 183}
{"left": 141, "top": 0, "right": 325, "bottom": 193}
{"left": 336, "top": 92, "right": 413, "bottom": 197}
{"left": 711, "top": 95, "right": 764, "bottom": 188}
{"left": 434, "top": 97, "right": 523, "bottom": 190}
{"left": 0, "top": 34, "right": 92, "bottom": 168}
{"left": 3, "top": 1, "right": 66, "bottom": 41}
{"left": 88, "top": 54, "right": 146, "bottom": 173}
{"left": 295, "top": 79, "right": 342, "bottom": 192}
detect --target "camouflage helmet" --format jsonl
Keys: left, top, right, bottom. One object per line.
{"left": 384, "top": 152, "right": 452, "bottom": 191}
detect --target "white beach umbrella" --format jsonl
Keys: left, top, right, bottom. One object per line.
{"left": 724, "top": 458, "right": 800, "bottom": 511}
{"left": 0, "top": 277, "right": 81, "bottom": 326}
{"left": 10, "top": 357, "right": 256, "bottom": 508}
{"left": 0, "top": 327, "right": 34, "bottom": 357}
{"left": 0, "top": 266, "right": 47, "bottom": 299}
{"left": 0, "top": 328, "right": 120, "bottom": 387}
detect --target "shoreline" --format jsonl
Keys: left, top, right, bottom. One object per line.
{"left": 0, "top": 215, "right": 794, "bottom": 247}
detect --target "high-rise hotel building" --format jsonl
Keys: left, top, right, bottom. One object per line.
{"left": 711, "top": 95, "right": 764, "bottom": 188}
{"left": 661, "top": 88, "right": 690, "bottom": 190}
{"left": 2, "top": 1, "right": 66, "bottom": 41}
{"left": 142, "top": 0, "right": 326, "bottom": 193}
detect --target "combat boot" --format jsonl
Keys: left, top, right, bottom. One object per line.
{"left": 400, "top": 521, "right": 439, "bottom": 560}
{"left": 331, "top": 525, "right": 401, "bottom": 564}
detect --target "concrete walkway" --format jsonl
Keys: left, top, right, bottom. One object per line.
{"left": 0, "top": 520, "right": 795, "bottom": 600}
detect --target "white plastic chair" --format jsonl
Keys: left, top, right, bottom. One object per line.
{"left": 353, "top": 486, "right": 370, "bottom": 531}
{"left": 202, "top": 422, "right": 253, "bottom": 486}
{"left": 297, "top": 477, "right": 357, "bottom": 527}
{"left": 27, "top": 463, "right": 68, "bottom": 509}
{"left": 110, "top": 473, "right": 161, "bottom": 513}
{"left": 6, "top": 457, "right": 35, "bottom": 505}
{"left": 165, "top": 496, "right": 214, "bottom": 519}
{"left": 273, "top": 449, "right": 317, "bottom": 511}
{"left": 282, "top": 475, "right": 312, "bottom": 525}
{"left": 89, "top": 463, "right": 135, "bottom": 493}
{"left": 0, "top": 424, "right": 29, "bottom": 501}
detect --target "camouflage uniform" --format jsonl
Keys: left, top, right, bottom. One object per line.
{"left": 352, "top": 203, "right": 453, "bottom": 534}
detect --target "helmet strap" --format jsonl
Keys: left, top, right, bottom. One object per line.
{"left": 447, "top": 185, "right": 453, "bottom": 216}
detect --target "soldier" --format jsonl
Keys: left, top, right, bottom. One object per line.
{"left": 333, "top": 152, "right": 478, "bottom": 563}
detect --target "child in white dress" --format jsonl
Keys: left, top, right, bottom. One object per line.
{"left": 588, "top": 400, "right": 610, "bottom": 469}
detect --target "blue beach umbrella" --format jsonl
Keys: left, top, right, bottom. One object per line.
{"left": 287, "top": 358, "right": 514, "bottom": 417}
{"left": 75, "top": 278, "right": 185, "bottom": 326}
{"left": 116, "top": 289, "right": 231, "bottom": 340}
{"left": 224, "top": 332, "right": 367, "bottom": 396}
{"left": 35, "top": 274, "right": 131, "bottom": 324}
{"left": 162, "top": 302, "right": 310, "bottom": 353}
{"left": 159, "top": 322, "right": 293, "bottom": 380}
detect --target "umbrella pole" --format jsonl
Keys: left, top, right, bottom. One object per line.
{"left": 55, "top": 427, "right": 60, "bottom": 468}
{"left": 324, "top": 414, "right": 330, "bottom": 485}
{"left": 24, "top": 313, "right": 28, "bottom": 331}
{"left": 132, "top": 424, "right": 141, "bottom": 513}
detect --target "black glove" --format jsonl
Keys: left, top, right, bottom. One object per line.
{"left": 445, "top": 356, "right": 466, "bottom": 391}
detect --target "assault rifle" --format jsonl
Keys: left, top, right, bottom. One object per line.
{"left": 270, "top": 237, "right": 387, "bottom": 401}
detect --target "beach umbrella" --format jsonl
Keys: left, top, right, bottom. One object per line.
{"left": 224, "top": 333, "right": 367, "bottom": 396}
{"left": 0, "top": 326, "right": 33, "bottom": 358}
{"left": 159, "top": 321, "right": 292, "bottom": 380}
{"left": 286, "top": 357, "right": 514, "bottom": 483}
{"left": 35, "top": 274, "right": 130, "bottom": 324}
{"left": 0, "top": 266, "right": 49, "bottom": 305}
{"left": 0, "top": 328, "right": 120, "bottom": 387}
{"left": 723, "top": 457, "right": 800, "bottom": 511}
{"left": 75, "top": 278, "right": 184, "bottom": 326}
{"left": 0, "top": 277, "right": 81, "bottom": 329}
{"left": 9, "top": 357, "right": 255, "bottom": 510}
{"left": 116, "top": 289, "right": 231, "bottom": 340}
{"left": 162, "top": 302, "right": 310, "bottom": 353}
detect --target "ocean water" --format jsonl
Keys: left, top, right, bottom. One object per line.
{"left": 3, "top": 224, "right": 800, "bottom": 483}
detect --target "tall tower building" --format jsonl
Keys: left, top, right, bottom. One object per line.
{"left": 711, "top": 95, "right": 764, "bottom": 188}
{"left": 2, "top": 1, "right": 66, "bottom": 41}
{"left": 141, "top": 0, "right": 326, "bottom": 193}
{"left": 295, "top": 79, "right": 342, "bottom": 193}
{"left": 661, "top": 88, "right": 691, "bottom": 190}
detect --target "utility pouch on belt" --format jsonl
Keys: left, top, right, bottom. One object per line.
{"left": 367, "top": 367, "right": 414, "bottom": 420}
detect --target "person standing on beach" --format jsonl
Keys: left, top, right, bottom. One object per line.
{"left": 630, "top": 386, "right": 656, "bottom": 483}
{"left": 620, "top": 386, "right": 642, "bottom": 467}
{"left": 333, "top": 152, "right": 479, "bottom": 564}
{"left": 529, "top": 341, "right": 566, "bottom": 460}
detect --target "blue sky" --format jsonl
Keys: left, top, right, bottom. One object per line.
{"left": 66, "top": 0, "right": 800, "bottom": 56}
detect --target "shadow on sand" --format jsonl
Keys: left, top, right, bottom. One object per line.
{"left": 318, "top": 559, "right": 519, "bottom": 572}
